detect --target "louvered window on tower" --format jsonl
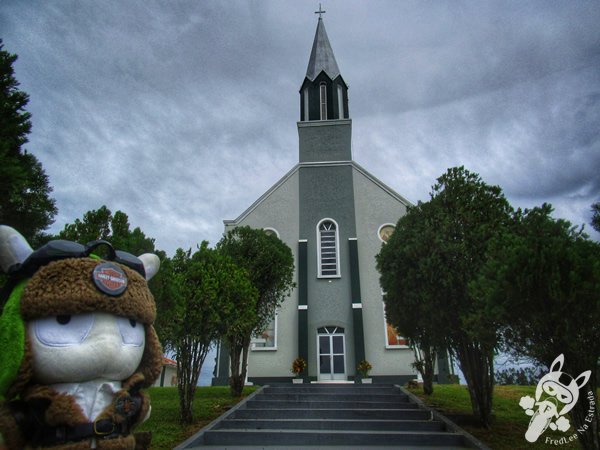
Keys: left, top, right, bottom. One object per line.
{"left": 318, "top": 220, "right": 339, "bottom": 277}
{"left": 320, "top": 83, "right": 327, "bottom": 120}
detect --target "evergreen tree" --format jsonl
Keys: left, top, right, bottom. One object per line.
{"left": 474, "top": 204, "right": 600, "bottom": 449}
{"left": 57, "top": 205, "right": 155, "bottom": 255}
{"left": 377, "top": 167, "right": 513, "bottom": 427}
{"left": 0, "top": 40, "right": 56, "bottom": 244}
{"left": 592, "top": 202, "right": 600, "bottom": 233}
{"left": 217, "top": 226, "right": 295, "bottom": 397}
{"left": 160, "top": 244, "right": 257, "bottom": 424}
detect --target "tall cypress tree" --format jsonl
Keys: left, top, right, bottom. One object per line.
{"left": 0, "top": 40, "right": 57, "bottom": 244}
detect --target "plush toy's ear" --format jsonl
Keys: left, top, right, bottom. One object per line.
{"left": 0, "top": 226, "right": 33, "bottom": 273}
{"left": 139, "top": 253, "right": 160, "bottom": 281}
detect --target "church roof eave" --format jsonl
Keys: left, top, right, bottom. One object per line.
{"left": 299, "top": 72, "right": 348, "bottom": 92}
{"left": 224, "top": 161, "right": 413, "bottom": 226}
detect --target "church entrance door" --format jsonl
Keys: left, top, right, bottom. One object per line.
{"left": 317, "top": 326, "right": 346, "bottom": 381}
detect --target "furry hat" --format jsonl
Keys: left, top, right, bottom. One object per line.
{"left": 0, "top": 226, "right": 163, "bottom": 400}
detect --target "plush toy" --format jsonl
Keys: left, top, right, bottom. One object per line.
{"left": 0, "top": 225, "right": 163, "bottom": 449}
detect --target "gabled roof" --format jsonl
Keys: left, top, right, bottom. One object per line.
{"left": 305, "top": 18, "right": 341, "bottom": 82}
{"left": 162, "top": 356, "right": 177, "bottom": 367}
{"left": 225, "top": 161, "right": 413, "bottom": 225}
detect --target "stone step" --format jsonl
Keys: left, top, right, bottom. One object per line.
{"left": 262, "top": 385, "right": 399, "bottom": 395}
{"left": 231, "top": 407, "right": 431, "bottom": 421}
{"left": 260, "top": 393, "right": 410, "bottom": 402}
{"left": 176, "top": 385, "right": 482, "bottom": 449}
{"left": 202, "top": 429, "right": 468, "bottom": 447}
{"left": 215, "top": 418, "right": 446, "bottom": 432}
{"left": 246, "top": 399, "right": 420, "bottom": 409}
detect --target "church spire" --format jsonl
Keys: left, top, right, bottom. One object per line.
{"left": 305, "top": 15, "right": 340, "bottom": 82}
{"left": 300, "top": 13, "right": 349, "bottom": 122}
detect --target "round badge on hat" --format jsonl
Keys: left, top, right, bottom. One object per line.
{"left": 92, "top": 262, "right": 128, "bottom": 296}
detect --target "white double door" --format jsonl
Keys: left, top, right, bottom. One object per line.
{"left": 317, "top": 326, "right": 346, "bottom": 381}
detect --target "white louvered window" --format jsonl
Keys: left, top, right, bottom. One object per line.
{"left": 303, "top": 87, "right": 309, "bottom": 121}
{"left": 318, "top": 219, "right": 339, "bottom": 278}
{"left": 320, "top": 83, "right": 327, "bottom": 120}
{"left": 337, "top": 84, "right": 343, "bottom": 119}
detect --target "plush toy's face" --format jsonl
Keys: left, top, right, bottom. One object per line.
{"left": 28, "top": 312, "right": 145, "bottom": 384}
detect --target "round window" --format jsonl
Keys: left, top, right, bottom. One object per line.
{"left": 378, "top": 224, "right": 395, "bottom": 243}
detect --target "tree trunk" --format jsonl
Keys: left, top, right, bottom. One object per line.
{"left": 177, "top": 346, "right": 196, "bottom": 425}
{"left": 569, "top": 376, "right": 599, "bottom": 450}
{"left": 229, "top": 341, "right": 244, "bottom": 397}
{"left": 240, "top": 337, "right": 250, "bottom": 389}
{"left": 421, "top": 347, "right": 436, "bottom": 396}
{"left": 176, "top": 339, "right": 209, "bottom": 425}
{"left": 413, "top": 346, "right": 437, "bottom": 395}
{"left": 455, "top": 341, "right": 494, "bottom": 428}
{"left": 229, "top": 335, "right": 251, "bottom": 397}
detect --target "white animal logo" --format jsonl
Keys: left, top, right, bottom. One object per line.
{"left": 519, "top": 354, "right": 591, "bottom": 443}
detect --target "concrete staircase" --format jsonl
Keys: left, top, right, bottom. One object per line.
{"left": 177, "top": 384, "right": 484, "bottom": 449}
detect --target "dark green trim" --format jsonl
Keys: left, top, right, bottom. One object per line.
{"left": 297, "top": 240, "right": 309, "bottom": 376}
{"left": 436, "top": 350, "right": 451, "bottom": 384}
{"left": 298, "top": 309, "right": 308, "bottom": 371}
{"left": 298, "top": 241, "right": 307, "bottom": 306}
{"left": 211, "top": 341, "right": 230, "bottom": 386}
{"left": 159, "top": 365, "right": 166, "bottom": 387}
{"left": 352, "top": 308, "right": 366, "bottom": 364}
{"left": 348, "top": 239, "right": 361, "bottom": 304}
{"left": 297, "top": 311, "right": 308, "bottom": 380}
{"left": 349, "top": 239, "right": 366, "bottom": 365}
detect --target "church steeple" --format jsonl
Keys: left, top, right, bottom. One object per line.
{"left": 300, "top": 14, "right": 349, "bottom": 122}
{"left": 305, "top": 17, "right": 340, "bottom": 82}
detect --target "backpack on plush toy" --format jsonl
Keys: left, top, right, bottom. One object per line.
{"left": 0, "top": 225, "right": 162, "bottom": 450}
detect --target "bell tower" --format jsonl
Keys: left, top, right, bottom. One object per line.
{"left": 298, "top": 11, "right": 352, "bottom": 163}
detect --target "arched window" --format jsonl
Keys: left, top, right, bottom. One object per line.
{"left": 317, "top": 219, "right": 339, "bottom": 278}
{"left": 320, "top": 83, "right": 327, "bottom": 120}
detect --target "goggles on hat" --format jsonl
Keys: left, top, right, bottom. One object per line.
{"left": 0, "top": 239, "right": 145, "bottom": 313}
{"left": 15, "top": 239, "right": 146, "bottom": 278}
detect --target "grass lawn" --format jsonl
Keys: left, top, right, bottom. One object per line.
{"left": 408, "top": 384, "right": 599, "bottom": 449}
{"left": 137, "top": 386, "right": 257, "bottom": 450}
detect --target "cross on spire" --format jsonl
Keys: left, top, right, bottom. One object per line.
{"left": 315, "top": 3, "right": 326, "bottom": 19}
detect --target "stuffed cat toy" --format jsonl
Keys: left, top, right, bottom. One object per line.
{"left": 0, "top": 225, "right": 162, "bottom": 449}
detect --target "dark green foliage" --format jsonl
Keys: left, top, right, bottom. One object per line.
{"left": 160, "top": 243, "right": 257, "bottom": 424}
{"left": 0, "top": 40, "right": 57, "bottom": 243}
{"left": 378, "top": 166, "right": 513, "bottom": 426}
{"left": 217, "top": 226, "right": 295, "bottom": 334}
{"left": 473, "top": 203, "right": 600, "bottom": 448}
{"left": 592, "top": 202, "right": 600, "bottom": 233}
{"left": 57, "top": 205, "right": 155, "bottom": 255}
{"left": 494, "top": 366, "right": 545, "bottom": 386}
{"left": 377, "top": 199, "right": 446, "bottom": 395}
{"left": 217, "top": 226, "right": 295, "bottom": 396}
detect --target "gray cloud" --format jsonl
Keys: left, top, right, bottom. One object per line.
{"left": 1, "top": 0, "right": 599, "bottom": 253}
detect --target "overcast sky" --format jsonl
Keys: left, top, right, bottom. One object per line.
{"left": 2, "top": 1, "right": 599, "bottom": 255}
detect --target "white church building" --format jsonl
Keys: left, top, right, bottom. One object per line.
{"left": 213, "top": 15, "right": 449, "bottom": 385}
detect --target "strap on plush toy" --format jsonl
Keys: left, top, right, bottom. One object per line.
{"left": 35, "top": 418, "right": 131, "bottom": 446}
{"left": 11, "top": 392, "right": 143, "bottom": 446}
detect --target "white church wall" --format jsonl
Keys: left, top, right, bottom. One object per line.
{"left": 352, "top": 167, "right": 417, "bottom": 377}
{"left": 227, "top": 170, "right": 300, "bottom": 378}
